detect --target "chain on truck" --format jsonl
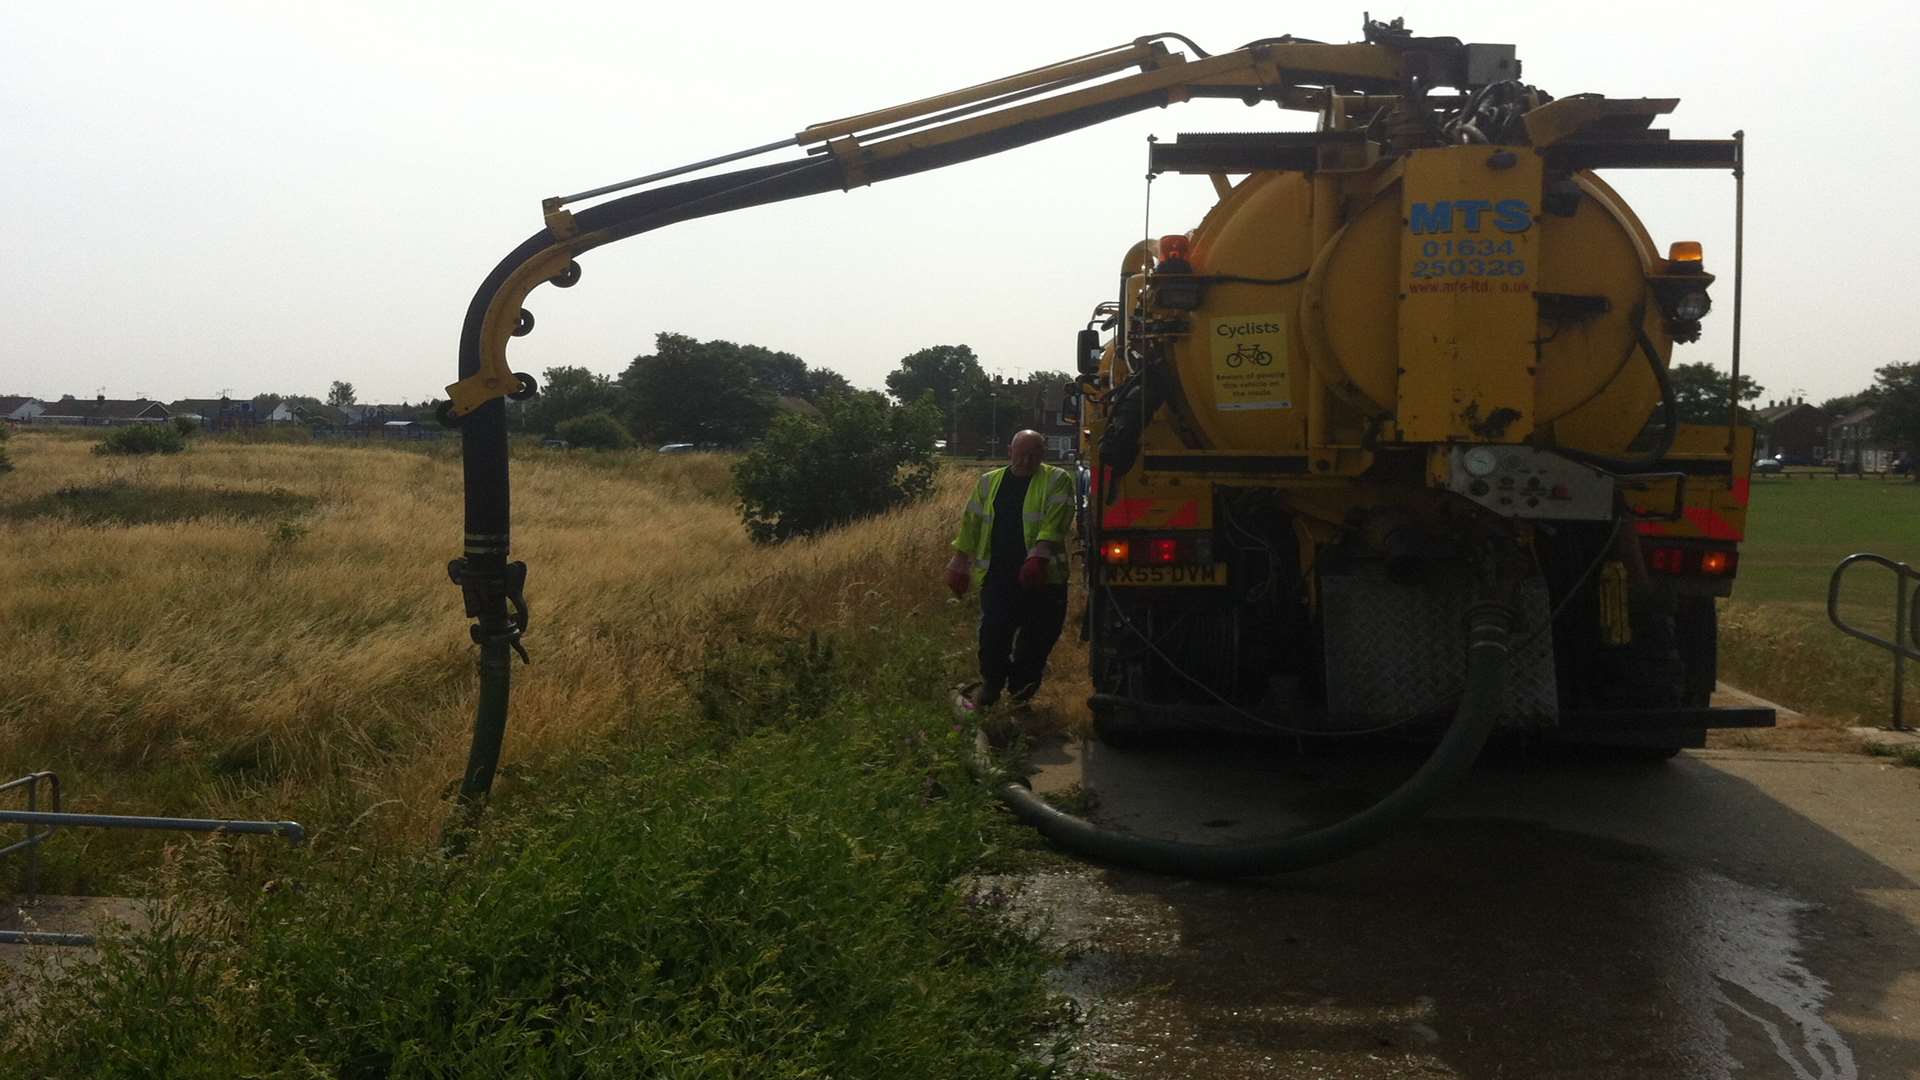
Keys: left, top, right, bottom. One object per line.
{"left": 442, "top": 19, "right": 1770, "bottom": 873}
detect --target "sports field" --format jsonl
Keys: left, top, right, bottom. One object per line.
{"left": 1719, "top": 473, "right": 1920, "bottom": 736}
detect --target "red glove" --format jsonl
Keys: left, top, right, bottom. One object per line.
{"left": 945, "top": 560, "right": 970, "bottom": 597}
{"left": 1018, "top": 555, "right": 1049, "bottom": 589}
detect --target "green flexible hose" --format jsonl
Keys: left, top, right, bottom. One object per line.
{"left": 974, "top": 602, "right": 1515, "bottom": 878}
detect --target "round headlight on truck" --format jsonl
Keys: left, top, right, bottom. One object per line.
{"left": 1676, "top": 290, "right": 1711, "bottom": 321}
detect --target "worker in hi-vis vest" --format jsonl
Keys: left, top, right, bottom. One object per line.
{"left": 946, "top": 430, "right": 1075, "bottom": 710}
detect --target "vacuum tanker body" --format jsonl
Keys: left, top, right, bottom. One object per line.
{"left": 1078, "top": 96, "right": 1761, "bottom": 753}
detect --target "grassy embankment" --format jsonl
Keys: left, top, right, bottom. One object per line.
{"left": 0, "top": 429, "right": 1087, "bottom": 1076}
{"left": 1716, "top": 471, "right": 1920, "bottom": 742}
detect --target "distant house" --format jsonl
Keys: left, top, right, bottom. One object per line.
{"left": 1830, "top": 407, "right": 1901, "bottom": 472}
{"left": 252, "top": 394, "right": 296, "bottom": 422}
{"left": 35, "top": 396, "right": 170, "bottom": 425}
{"left": 290, "top": 402, "right": 349, "bottom": 427}
{"left": 1035, "top": 382, "right": 1082, "bottom": 460}
{"left": 1752, "top": 398, "right": 1828, "bottom": 463}
{"left": 0, "top": 395, "right": 44, "bottom": 422}
{"left": 168, "top": 397, "right": 259, "bottom": 427}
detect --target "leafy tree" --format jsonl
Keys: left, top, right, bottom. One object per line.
{"left": 525, "top": 366, "right": 622, "bottom": 435}
{"left": 1869, "top": 361, "right": 1920, "bottom": 452}
{"left": 94, "top": 424, "right": 187, "bottom": 456}
{"left": 1668, "top": 361, "right": 1763, "bottom": 424}
{"left": 1021, "top": 369, "right": 1077, "bottom": 393}
{"left": 739, "top": 345, "right": 810, "bottom": 399}
{"left": 1821, "top": 391, "right": 1870, "bottom": 417}
{"left": 955, "top": 375, "right": 1019, "bottom": 449}
{"left": 885, "top": 345, "right": 985, "bottom": 440}
{"left": 733, "top": 393, "right": 942, "bottom": 543}
{"left": 555, "top": 410, "right": 634, "bottom": 450}
{"left": 621, "top": 333, "right": 777, "bottom": 445}
{"left": 326, "top": 380, "right": 357, "bottom": 407}
{"left": 799, "top": 367, "right": 855, "bottom": 403}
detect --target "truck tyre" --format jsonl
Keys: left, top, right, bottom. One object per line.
{"left": 1675, "top": 594, "right": 1717, "bottom": 709}
{"left": 1608, "top": 598, "right": 1685, "bottom": 710}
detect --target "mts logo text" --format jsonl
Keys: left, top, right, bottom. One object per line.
{"left": 1409, "top": 200, "right": 1533, "bottom": 234}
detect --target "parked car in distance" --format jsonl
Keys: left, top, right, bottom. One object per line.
{"left": 541, "top": 437, "right": 569, "bottom": 449}
{"left": 1752, "top": 456, "right": 1785, "bottom": 475}
{"left": 657, "top": 442, "right": 695, "bottom": 454}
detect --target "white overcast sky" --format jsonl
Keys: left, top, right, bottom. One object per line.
{"left": 2, "top": 1, "right": 1914, "bottom": 406}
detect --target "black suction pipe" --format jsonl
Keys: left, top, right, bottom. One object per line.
{"left": 452, "top": 88, "right": 1183, "bottom": 805}
{"left": 973, "top": 601, "right": 1515, "bottom": 877}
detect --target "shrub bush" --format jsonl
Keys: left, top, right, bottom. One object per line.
{"left": 171, "top": 416, "right": 200, "bottom": 439}
{"left": 93, "top": 423, "right": 187, "bottom": 456}
{"left": 0, "top": 424, "right": 11, "bottom": 473}
{"left": 554, "top": 409, "right": 634, "bottom": 450}
{"left": 734, "top": 393, "right": 940, "bottom": 542}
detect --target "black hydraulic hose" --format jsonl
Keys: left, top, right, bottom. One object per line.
{"left": 971, "top": 602, "right": 1514, "bottom": 877}
{"left": 453, "top": 88, "right": 1188, "bottom": 804}
{"left": 1559, "top": 321, "right": 1679, "bottom": 474}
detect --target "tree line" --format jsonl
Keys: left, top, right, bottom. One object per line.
{"left": 515, "top": 333, "right": 1073, "bottom": 450}
{"left": 1670, "top": 359, "right": 1920, "bottom": 450}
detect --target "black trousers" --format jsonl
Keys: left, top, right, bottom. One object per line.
{"left": 978, "top": 578, "right": 1069, "bottom": 701}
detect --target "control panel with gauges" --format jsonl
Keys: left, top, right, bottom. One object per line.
{"left": 1440, "top": 445, "right": 1614, "bottom": 521}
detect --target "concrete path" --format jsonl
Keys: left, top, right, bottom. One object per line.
{"left": 1009, "top": 730, "right": 1920, "bottom": 1078}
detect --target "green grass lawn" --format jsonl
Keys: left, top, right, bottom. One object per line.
{"left": 1720, "top": 474, "right": 1920, "bottom": 730}
{"left": 1734, "top": 474, "right": 1920, "bottom": 605}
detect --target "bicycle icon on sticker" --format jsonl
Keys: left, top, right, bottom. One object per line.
{"left": 1225, "top": 343, "right": 1273, "bottom": 368}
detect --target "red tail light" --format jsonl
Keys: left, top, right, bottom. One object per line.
{"left": 1646, "top": 543, "right": 1737, "bottom": 578}
{"left": 1102, "top": 540, "right": 1130, "bottom": 565}
{"left": 1149, "top": 537, "right": 1179, "bottom": 564}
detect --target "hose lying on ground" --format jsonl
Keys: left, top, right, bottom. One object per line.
{"left": 968, "top": 602, "right": 1515, "bottom": 878}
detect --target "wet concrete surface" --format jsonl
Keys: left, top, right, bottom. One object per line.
{"left": 1003, "top": 736, "right": 1920, "bottom": 1078}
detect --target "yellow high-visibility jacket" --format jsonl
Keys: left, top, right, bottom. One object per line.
{"left": 952, "top": 464, "right": 1075, "bottom": 587}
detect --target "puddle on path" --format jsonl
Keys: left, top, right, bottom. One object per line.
{"left": 997, "top": 818, "right": 1853, "bottom": 1079}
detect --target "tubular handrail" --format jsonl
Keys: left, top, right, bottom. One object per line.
{"left": 1827, "top": 553, "right": 1920, "bottom": 731}
{"left": 1, "top": 772, "right": 303, "bottom": 948}
{"left": 0, "top": 772, "right": 60, "bottom": 898}
{"left": 0, "top": 811, "right": 305, "bottom": 841}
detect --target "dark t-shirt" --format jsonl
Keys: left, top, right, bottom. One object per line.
{"left": 986, "top": 470, "right": 1033, "bottom": 584}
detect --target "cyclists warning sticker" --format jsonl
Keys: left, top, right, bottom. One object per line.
{"left": 1209, "top": 313, "right": 1290, "bottom": 410}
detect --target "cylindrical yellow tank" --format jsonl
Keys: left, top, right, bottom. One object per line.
{"left": 1165, "top": 153, "right": 1673, "bottom": 459}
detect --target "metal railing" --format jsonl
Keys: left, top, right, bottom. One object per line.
{"left": 1828, "top": 553, "right": 1920, "bottom": 732}
{"left": 0, "top": 773, "right": 60, "bottom": 900}
{"left": 2, "top": 771, "right": 304, "bottom": 947}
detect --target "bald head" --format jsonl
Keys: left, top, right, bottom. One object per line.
{"left": 1008, "top": 430, "right": 1045, "bottom": 476}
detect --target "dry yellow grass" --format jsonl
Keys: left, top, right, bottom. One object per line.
{"left": 0, "top": 431, "right": 982, "bottom": 868}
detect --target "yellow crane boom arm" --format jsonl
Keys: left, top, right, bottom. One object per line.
{"left": 448, "top": 28, "right": 1501, "bottom": 417}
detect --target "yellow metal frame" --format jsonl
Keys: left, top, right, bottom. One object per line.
{"left": 447, "top": 37, "right": 1418, "bottom": 418}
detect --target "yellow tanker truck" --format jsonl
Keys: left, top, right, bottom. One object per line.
{"left": 1073, "top": 64, "right": 1765, "bottom": 756}
{"left": 445, "top": 20, "right": 1768, "bottom": 869}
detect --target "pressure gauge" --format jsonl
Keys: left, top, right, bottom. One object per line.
{"left": 1463, "top": 446, "right": 1501, "bottom": 477}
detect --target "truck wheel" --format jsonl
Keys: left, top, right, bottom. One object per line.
{"left": 1611, "top": 600, "right": 1685, "bottom": 710}
{"left": 1675, "top": 595, "right": 1717, "bottom": 709}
